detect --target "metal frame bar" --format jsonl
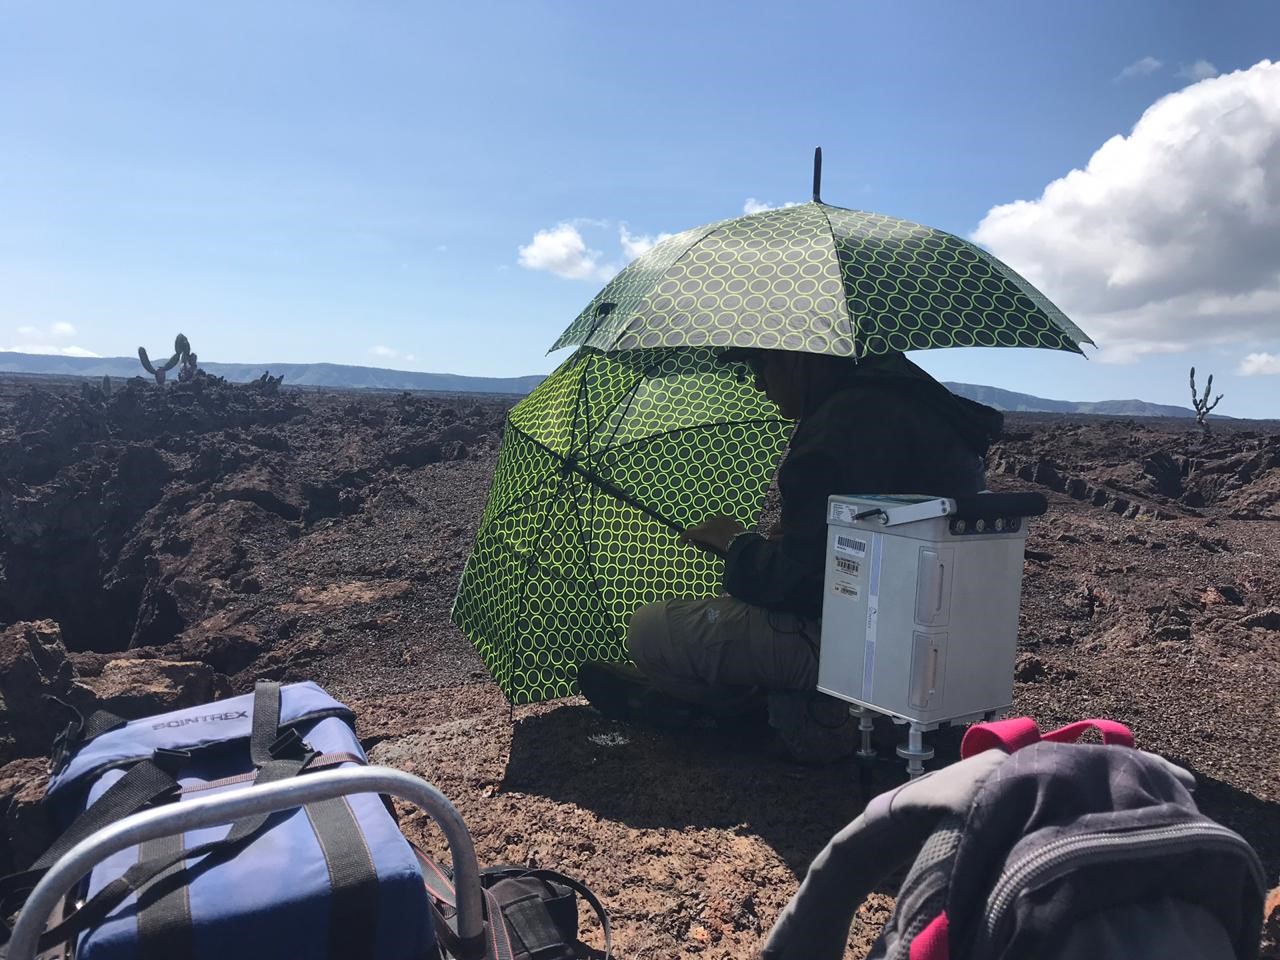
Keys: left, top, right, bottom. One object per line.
{"left": 8, "top": 766, "right": 482, "bottom": 960}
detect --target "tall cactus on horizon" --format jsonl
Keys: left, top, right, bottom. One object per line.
{"left": 1189, "top": 366, "right": 1223, "bottom": 436}
{"left": 174, "top": 333, "right": 200, "bottom": 382}
{"left": 139, "top": 333, "right": 198, "bottom": 384}
{"left": 138, "top": 345, "right": 180, "bottom": 384}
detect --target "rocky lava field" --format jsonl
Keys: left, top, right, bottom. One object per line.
{"left": 2, "top": 372, "right": 1279, "bottom": 958}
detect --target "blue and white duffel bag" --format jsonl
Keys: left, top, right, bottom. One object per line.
{"left": 2, "top": 681, "right": 442, "bottom": 960}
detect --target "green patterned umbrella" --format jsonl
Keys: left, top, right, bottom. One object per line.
{"left": 552, "top": 152, "right": 1091, "bottom": 358}
{"left": 451, "top": 346, "right": 791, "bottom": 704}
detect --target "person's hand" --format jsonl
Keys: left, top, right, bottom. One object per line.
{"left": 680, "top": 515, "right": 746, "bottom": 554}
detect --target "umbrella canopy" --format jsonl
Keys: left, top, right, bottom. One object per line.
{"left": 551, "top": 200, "right": 1092, "bottom": 358}
{"left": 451, "top": 346, "right": 791, "bottom": 704}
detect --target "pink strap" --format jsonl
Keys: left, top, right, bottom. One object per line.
{"left": 910, "top": 911, "right": 950, "bottom": 960}
{"left": 960, "top": 717, "right": 1041, "bottom": 758}
{"left": 961, "top": 717, "right": 1136, "bottom": 758}
{"left": 1041, "top": 719, "right": 1134, "bottom": 747}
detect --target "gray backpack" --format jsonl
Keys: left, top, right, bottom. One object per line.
{"left": 763, "top": 717, "right": 1265, "bottom": 960}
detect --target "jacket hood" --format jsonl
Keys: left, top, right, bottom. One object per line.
{"left": 824, "top": 353, "right": 1005, "bottom": 457}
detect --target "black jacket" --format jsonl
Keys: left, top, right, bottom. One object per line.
{"left": 722, "top": 355, "right": 1003, "bottom": 620}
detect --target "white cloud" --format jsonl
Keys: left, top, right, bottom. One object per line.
{"left": 1238, "top": 352, "right": 1280, "bottom": 375}
{"left": 1179, "top": 59, "right": 1220, "bottom": 82}
{"left": 743, "top": 198, "right": 802, "bottom": 215}
{"left": 517, "top": 223, "right": 613, "bottom": 280}
{"left": 972, "top": 59, "right": 1280, "bottom": 364}
{"left": 2, "top": 343, "right": 100, "bottom": 357}
{"left": 1116, "top": 56, "right": 1163, "bottom": 80}
{"left": 618, "top": 225, "right": 673, "bottom": 261}
{"left": 4, "top": 321, "right": 96, "bottom": 356}
{"left": 367, "top": 345, "right": 422, "bottom": 367}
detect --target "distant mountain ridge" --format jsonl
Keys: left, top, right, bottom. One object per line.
{"left": 2, "top": 351, "right": 1200, "bottom": 416}
{"left": 0, "top": 352, "right": 544, "bottom": 395}
{"left": 943, "top": 381, "right": 1197, "bottom": 418}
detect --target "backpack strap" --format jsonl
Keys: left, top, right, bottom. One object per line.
{"left": 419, "top": 857, "right": 613, "bottom": 960}
{"left": 416, "top": 850, "right": 491, "bottom": 960}
{"left": 483, "top": 867, "right": 613, "bottom": 960}
{"left": 0, "top": 756, "right": 181, "bottom": 922}
{"left": 909, "top": 912, "right": 950, "bottom": 960}
{"left": 482, "top": 888, "right": 517, "bottom": 960}
{"left": 250, "top": 680, "right": 284, "bottom": 766}
{"left": 960, "top": 717, "right": 1134, "bottom": 759}
{"left": 1041, "top": 719, "right": 1134, "bottom": 747}
{"left": 959, "top": 717, "right": 1041, "bottom": 758}
{"left": 762, "top": 749, "right": 1007, "bottom": 960}
{"left": 47, "top": 696, "right": 128, "bottom": 775}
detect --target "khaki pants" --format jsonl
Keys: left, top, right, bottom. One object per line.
{"left": 627, "top": 596, "right": 858, "bottom": 763}
{"left": 626, "top": 596, "right": 821, "bottom": 705}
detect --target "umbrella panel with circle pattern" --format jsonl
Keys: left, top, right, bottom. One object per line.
{"left": 451, "top": 346, "right": 791, "bottom": 704}
{"left": 551, "top": 201, "right": 1091, "bottom": 358}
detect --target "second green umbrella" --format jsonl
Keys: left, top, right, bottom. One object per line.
{"left": 451, "top": 346, "right": 791, "bottom": 704}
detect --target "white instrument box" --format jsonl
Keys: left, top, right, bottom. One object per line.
{"left": 817, "top": 493, "right": 1041, "bottom": 726}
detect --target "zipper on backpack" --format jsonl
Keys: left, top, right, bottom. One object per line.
{"left": 977, "top": 823, "right": 1262, "bottom": 954}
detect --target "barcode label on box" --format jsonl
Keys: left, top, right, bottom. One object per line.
{"left": 832, "top": 579, "right": 860, "bottom": 600}
{"left": 835, "top": 557, "right": 861, "bottom": 576}
{"left": 834, "top": 535, "right": 868, "bottom": 559}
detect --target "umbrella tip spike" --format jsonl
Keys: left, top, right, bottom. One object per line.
{"left": 812, "top": 146, "right": 823, "bottom": 204}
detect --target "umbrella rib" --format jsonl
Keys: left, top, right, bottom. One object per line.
{"left": 479, "top": 476, "right": 569, "bottom": 537}
{"left": 813, "top": 202, "right": 859, "bottom": 355}
{"left": 597, "top": 222, "right": 726, "bottom": 351}
{"left": 504, "top": 422, "right": 568, "bottom": 465}
{"left": 575, "top": 355, "right": 591, "bottom": 455}
{"left": 572, "top": 462, "right": 685, "bottom": 538}
{"left": 580, "top": 416, "right": 792, "bottom": 459}
{"left": 507, "top": 421, "right": 693, "bottom": 541}
{"left": 509, "top": 470, "right": 579, "bottom": 698}
{"left": 521, "top": 476, "right": 586, "bottom": 578}
{"left": 569, "top": 480, "right": 607, "bottom": 627}
{"left": 592, "top": 372, "right": 646, "bottom": 457}
{"left": 477, "top": 483, "right": 608, "bottom": 585}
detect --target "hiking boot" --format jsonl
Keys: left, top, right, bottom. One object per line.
{"left": 701, "top": 686, "right": 768, "bottom": 722}
{"left": 635, "top": 689, "right": 699, "bottom": 732}
{"left": 576, "top": 661, "right": 648, "bottom": 722}
{"left": 577, "top": 661, "right": 700, "bottom": 732}
{"left": 766, "top": 690, "right": 859, "bottom": 766}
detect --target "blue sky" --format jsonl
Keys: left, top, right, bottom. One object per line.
{"left": 2, "top": 1, "right": 1278, "bottom": 416}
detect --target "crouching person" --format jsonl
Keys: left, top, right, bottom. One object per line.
{"left": 579, "top": 347, "right": 1002, "bottom": 764}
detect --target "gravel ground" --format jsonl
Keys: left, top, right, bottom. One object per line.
{"left": 3, "top": 374, "right": 1277, "bottom": 957}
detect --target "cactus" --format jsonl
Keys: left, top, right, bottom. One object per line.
{"left": 1189, "top": 367, "right": 1223, "bottom": 436}
{"left": 80, "top": 373, "right": 113, "bottom": 403}
{"left": 174, "top": 334, "right": 201, "bottom": 383}
{"left": 251, "top": 370, "right": 284, "bottom": 395}
{"left": 139, "top": 333, "right": 200, "bottom": 384}
{"left": 138, "top": 345, "right": 180, "bottom": 384}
